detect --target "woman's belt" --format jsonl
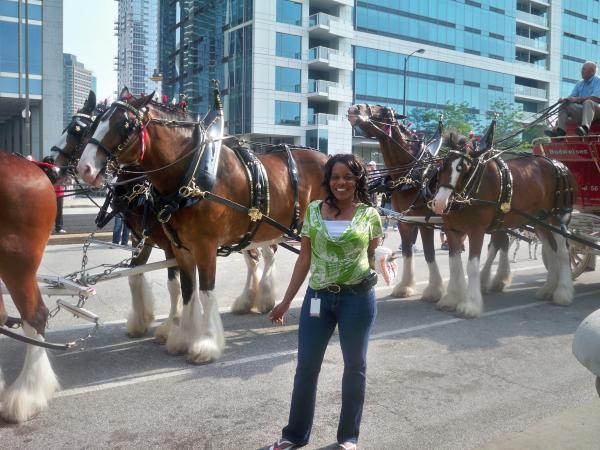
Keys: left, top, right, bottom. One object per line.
{"left": 317, "top": 272, "right": 378, "bottom": 294}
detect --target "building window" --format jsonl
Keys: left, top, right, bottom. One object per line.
{"left": 276, "top": 0, "right": 302, "bottom": 26}
{"left": 306, "top": 129, "right": 328, "bottom": 153}
{"left": 275, "top": 100, "right": 300, "bottom": 126}
{"left": 276, "top": 32, "right": 301, "bottom": 59}
{"left": 275, "top": 66, "right": 301, "bottom": 92}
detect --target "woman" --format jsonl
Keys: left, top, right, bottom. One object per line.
{"left": 268, "top": 154, "right": 383, "bottom": 450}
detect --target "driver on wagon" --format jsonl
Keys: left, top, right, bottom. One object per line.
{"left": 545, "top": 61, "right": 600, "bottom": 138}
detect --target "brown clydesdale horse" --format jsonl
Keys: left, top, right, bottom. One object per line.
{"left": 431, "top": 127, "right": 576, "bottom": 317}
{"left": 53, "top": 91, "right": 282, "bottom": 342}
{"left": 0, "top": 151, "right": 59, "bottom": 422}
{"left": 347, "top": 104, "right": 513, "bottom": 306}
{"left": 52, "top": 91, "right": 184, "bottom": 341}
{"left": 76, "top": 89, "right": 328, "bottom": 363}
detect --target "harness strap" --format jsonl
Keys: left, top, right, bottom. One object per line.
{"left": 282, "top": 144, "right": 301, "bottom": 234}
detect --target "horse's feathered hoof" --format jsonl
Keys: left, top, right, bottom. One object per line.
{"left": 392, "top": 284, "right": 416, "bottom": 298}
{"left": 536, "top": 285, "right": 554, "bottom": 300}
{"left": 421, "top": 284, "right": 443, "bottom": 303}
{"left": 126, "top": 312, "right": 154, "bottom": 338}
{"left": 454, "top": 304, "right": 481, "bottom": 319}
{"left": 187, "top": 339, "right": 222, "bottom": 364}
{"left": 552, "top": 287, "right": 573, "bottom": 306}
{"left": 489, "top": 277, "right": 511, "bottom": 293}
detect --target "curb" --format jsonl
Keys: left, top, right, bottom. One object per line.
{"left": 48, "top": 232, "right": 112, "bottom": 246}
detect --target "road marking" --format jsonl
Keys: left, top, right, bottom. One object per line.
{"left": 54, "top": 285, "right": 600, "bottom": 399}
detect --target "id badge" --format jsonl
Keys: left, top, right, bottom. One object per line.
{"left": 310, "top": 296, "right": 321, "bottom": 318}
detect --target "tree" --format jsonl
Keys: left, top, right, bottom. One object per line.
{"left": 485, "top": 98, "right": 545, "bottom": 151}
{"left": 410, "top": 102, "right": 479, "bottom": 138}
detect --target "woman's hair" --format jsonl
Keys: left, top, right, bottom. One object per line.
{"left": 323, "top": 154, "right": 372, "bottom": 216}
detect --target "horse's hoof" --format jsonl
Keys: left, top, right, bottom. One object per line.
{"left": 552, "top": 287, "right": 573, "bottom": 306}
{"left": 230, "top": 304, "right": 253, "bottom": 315}
{"left": 455, "top": 304, "right": 481, "bottom": 318}
{"left": 154, "top": 321, "right": 173, "bottom": 344}
{"left": 255, "top": 303, "right": 275, "bottom": 314}
{"left": 230, "top": 295, "right": 254, "bottom": 314}
{"left": 165, "top": 327, "right": 188, "bottom": 355}
{"left": 187, "top": 340, "right": 222, "bottom": 364}
{"left": 392, "top": 284, "right": 417, "bottom": 298}
{"left": 421, "top": 285, "right": 443, "bottom": 303}
{"left": 490, "top": 278, "right": 511, "bottom": 293}
{"left": 126, "top": 313, "right": 154, "bottom": 338}
{"left": 536, "top": 286, "right": 553, "bottom": 300}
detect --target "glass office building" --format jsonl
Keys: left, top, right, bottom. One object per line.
{"left": 0, "top": 0, "right": 63, "bottom": 159}
{"left": 117, "top": 0, "right": 160, "bottom": 96}
{"left": 159, "top": 0, "right": 600, "bottom": 156}
{"left": 63, "top": 53, "right": 96, "bottom": 128}
{"left": 159, "top": 0, "right": 226, "bottom": 116}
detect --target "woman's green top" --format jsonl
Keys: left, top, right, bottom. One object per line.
{"left": 301, "top": 200, "right": 384, "bottom": 290}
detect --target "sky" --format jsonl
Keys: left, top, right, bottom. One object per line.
{"left": 63, "top": 0, "right": 118, "bottom": 101}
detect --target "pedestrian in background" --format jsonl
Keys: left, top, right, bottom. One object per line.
{"left": 268, "top": 154, "right": 383, "bottom": 450}
{"left": 112, "top": 214, "right": 130, "bottom": 246}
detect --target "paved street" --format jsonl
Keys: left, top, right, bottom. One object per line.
{"left": 1, "top": 231, "right": 599, "bottom": 449}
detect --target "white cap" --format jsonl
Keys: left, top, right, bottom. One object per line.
{"left": 367, "top": 160, "right": 377, "bottom": 166}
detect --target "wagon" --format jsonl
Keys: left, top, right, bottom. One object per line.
{"left": 533, "top": 121, "right": 600, "bottom": 278}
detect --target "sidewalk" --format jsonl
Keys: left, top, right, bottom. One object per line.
{"left": 49, "top": 195, "right": 110, "bottom": 245}
{"left": 482, "top": 396, "right": 600, "bottom": 450}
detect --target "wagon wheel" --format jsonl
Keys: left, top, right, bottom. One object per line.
{"left": 570, "top": 240, "right": 593, "bottom": 279}
{"left": 568, "top": 213, "right": 600, "bottom": 279}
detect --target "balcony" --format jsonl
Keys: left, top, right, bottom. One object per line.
{"left": 308, "top": 47, "right": 353, "bottom": 71}
{"left": 515, "top": 59, "right": 547, "bottom": 71}
{"left": 515, "top": 35, "right": 548, "bottom": 53}
{"left": 307, "top": 113, "right": 338, "bottom": 126}
{"left": 515, "top": 84, "right": 548, "bottom": 100}
{"left": 516, "top": 10, "right": 548, "bottom": 29}
{"left": 308, "top": 12, "right": 353, "bottom": 39}
{"left": 307, "top": 79, "right": 333, "bottom": 101}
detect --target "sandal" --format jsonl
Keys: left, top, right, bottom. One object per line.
{"left": 269, "top": 438, "right": 298, "bottom": 450}
{"left": 339, "top": 442, "right": 357, "bottom": 450}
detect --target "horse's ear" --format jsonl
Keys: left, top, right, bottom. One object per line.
{"left": 83, "top": 90, "right": 96, "bottom": 113}
{"left": 133, "top": 91, "right": 154, "bottom": 109}
{"left": 119, "top": 87, "right": 131, "bottom": 100}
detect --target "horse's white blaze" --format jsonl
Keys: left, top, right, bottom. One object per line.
{"left": 187, "top": 290, "right": 224, "bottom": 364}
{"left": 77, "top": 118, "right": 111, "bottom": 184}
{"left": 126, "top": 273, "right": 155, "bottom": 337}
{"left": 155, "top": 274, "right": 182, "bottom": 342}
{"left": 0, "top": 323, "right": 59, "bottom": 423}
{"left": 459, "top": 256, "right": 483, "bottom": 317}
{"left": 432, "top": 159, "right": 461, "bottom": 215}
{"left": 231, "top": 252, "right": 261, "bottom": 314}
{"left": 255, "top": 245, "right": 277, "bottom": 313}
{"left": 552, "top": 233, "right": 574, "bottom": 306}
{"left": 392, "top": 255, "right": 416, "bottom": 297}
{"left": 437, "top": 253, "right": 465, "bottom": 310}
{"left": 421, "top": 261, "right": 444, "bottom": 302}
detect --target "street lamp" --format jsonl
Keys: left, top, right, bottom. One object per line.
{"left": 403, "top": 48, "right": 425, "bottom": 118}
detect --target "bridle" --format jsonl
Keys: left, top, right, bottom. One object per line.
{"left": 89, "top": 100, "right": 150, "bottom": 163}
{"left": 350, "top": 105, "right": 420, "bottom": 161}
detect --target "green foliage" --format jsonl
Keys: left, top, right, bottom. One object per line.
{"left": 485, "top": 98, "right": 546, "bottom": 152}
{"left": 409, "top": 101, "right": 479, "bottom": 138}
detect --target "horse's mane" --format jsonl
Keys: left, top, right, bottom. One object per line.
{"left": 148, "top": 100, "right": 195, "bottom": 121}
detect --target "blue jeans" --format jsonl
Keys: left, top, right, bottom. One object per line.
{"left": 112, "top": 215, "right": 130, "bottom": 245}
{"left": 282, "top": 286, "right": 377, "bottom": 446}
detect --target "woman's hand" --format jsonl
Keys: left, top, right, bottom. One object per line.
{"left": 268, "top": 300, "right": 291, "bottom": 326}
